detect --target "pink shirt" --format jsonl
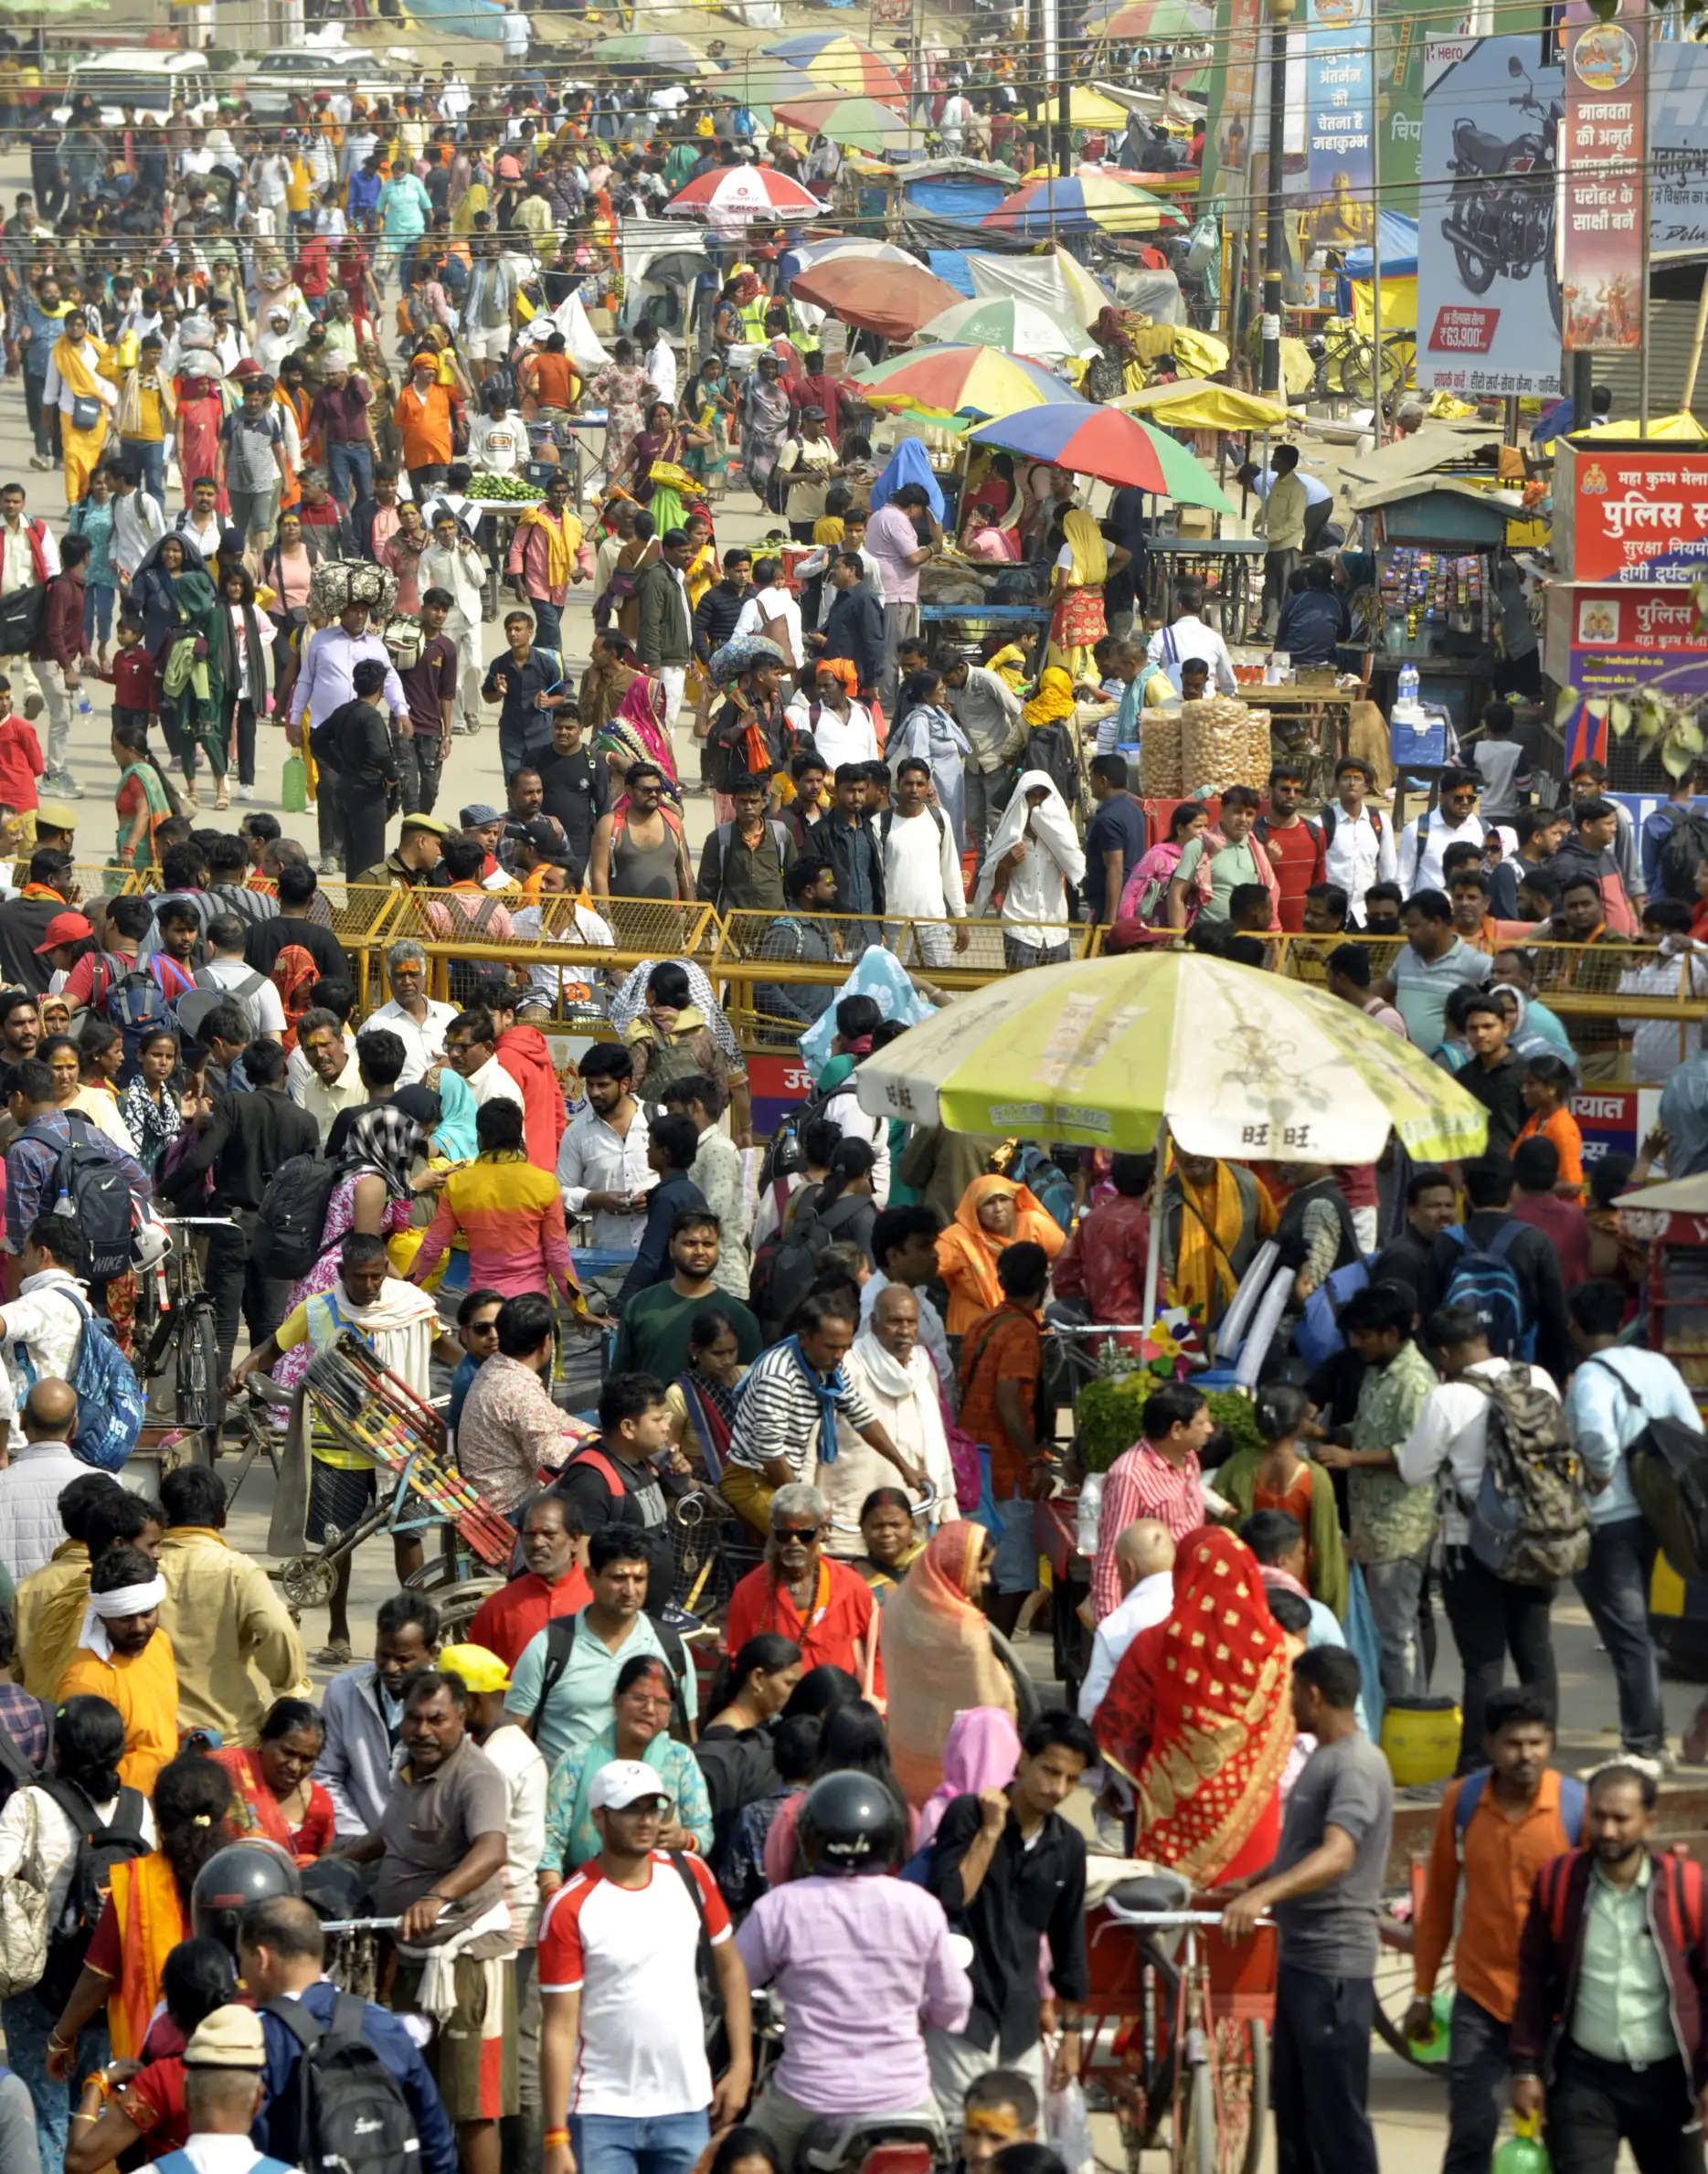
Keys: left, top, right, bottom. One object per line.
{"left": 1091, "top": 1439, "right": 1204, "bottom": 1619}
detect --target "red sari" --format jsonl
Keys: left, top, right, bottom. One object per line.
{"left": 215, "top": 1745, "right": 335, "bottom": 1864}
{"left": 174, "top": 379, "right": 228, "bottom": 513}
{"left": 1092, "top": 1525, "right": 1295, "bottom": 1887}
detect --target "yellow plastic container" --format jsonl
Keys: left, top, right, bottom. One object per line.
{"left": 1381, "top": 1695, "right": 1462, "bottom": 1786}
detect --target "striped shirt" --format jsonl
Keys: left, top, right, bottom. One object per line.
{"left": 725, "top": 1340, "right": 878, "bottom": 1480}
{"left": 1091, "top": 1440, "right": 1204, "bottom": 1620}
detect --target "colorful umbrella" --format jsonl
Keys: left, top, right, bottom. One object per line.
{"left": 664, "top": 165, "right": 823, "bottom": 221}
{"left": 852, "top": 953, "right": 1488, "bottom": 1163}
{"left": 759, "top": 32, "right": 906, "bottom": 99}
{"left": 917, "top": 296, "right": 1098, "bottom": 362}
{"left": 966, "top": 403, "right": 1233, "bottom": 508}
{"left": 772, "top": 95, "right": 916, "bottom": 154}
{"left": 790, "top": 258, "right": 965, "bottom": 342}
{"left": 590, "top": 32, "right": 710, "bottom": 69}
{"left": 1081, "top": 0, "right": 1214, "bottom": 37}
{"left": 851, "top": 345, "right": 1088, "bottom": 420}
{"left": 983, "top": 174, "right": 1186, "bottom": 237}
{"left": 720, "top": 63, "right": 843, "bottom": 115}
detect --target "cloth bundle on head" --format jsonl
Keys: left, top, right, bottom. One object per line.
{"left": 79, "top": 1575, "right": 166, "bottom": 1661}
{"left": 812, "top": 656, "right": 860, "bottom": 700}
{"left": 308, "top": 558, "right": 398, "bottom": 620}
{"left": 1024, "top": 666, "right": 1077, "bottom": 728}
{"left": 708, "top": 632, "right": 789, "bottom": 686}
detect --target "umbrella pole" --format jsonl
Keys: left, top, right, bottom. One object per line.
{"left": 1141, "top": 1119, "right": 1168, "bottom": 1328}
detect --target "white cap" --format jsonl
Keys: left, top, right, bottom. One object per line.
{"left": 589, "top": 1759, "right": 674, "bottom": 1813}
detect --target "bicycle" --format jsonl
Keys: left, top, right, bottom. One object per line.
{"left": 1084, "top": 1881, "right": 1274, "bottom": 2174}
{"left": 133, "top": 1214, "right": 228, "bottom": 1462}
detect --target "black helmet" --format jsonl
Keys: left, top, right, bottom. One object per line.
{"left": 189, "top": 1839, "right": 301, "bottom": 1950}
{"left": 800, "top": 1770, "right": 905, "bottom": 1877}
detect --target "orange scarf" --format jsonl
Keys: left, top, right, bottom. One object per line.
{"left": 108, "top": 1851, "right": 186, "bottom": 2058}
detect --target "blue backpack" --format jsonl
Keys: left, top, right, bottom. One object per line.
{"left": 17, "top": 1288, "right": 145, "bottom": 1473}
{"left": 1454, "top": 1769, "right": 1585, "bottom": 1856}
{"left": 1294, "top": 1256, "right": 1375, "bottom": 1370}
{"left": 104, "top": 968, "right": 175, "bottom": 1075}
{"left": 1441, "top": 1222, "right": 1534, "bottom": 1360}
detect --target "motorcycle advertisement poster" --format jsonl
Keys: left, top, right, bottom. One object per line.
{"left": 1648, "top": 41, "right": 1708, "bottom": 261}
{"left": 1560, "top": 0, "right": 1646, "bottom": 353}
{"left": 1416, "top": 34, "right": 1565, "bottom": 396}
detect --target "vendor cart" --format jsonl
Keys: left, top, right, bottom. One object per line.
{"left": 1143, "top": 536, "right": 1266, "bottom": 640}
{"left": 918, "top": 557, "right": 1053, "bottom": 667}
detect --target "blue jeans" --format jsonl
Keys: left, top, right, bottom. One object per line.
{"left": 2, "top": 1989, "right": 110, "bottom": 2171}
{"left": 83, "top": 580, "right": 115, "bottom": 647}
{"left": 570, "top": 2110, "right": 709, "bottom": 2174}
{"left": 529, "top": 595, "right": 562, "bottom": 649}
{"left": 121, "top": 436, "right": 165, "bottom": 503}
{"left": 328, "top": 440, "right": 373, "bottom": 508}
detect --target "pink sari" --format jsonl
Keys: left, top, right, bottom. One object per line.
{"left": 597, "top": 671, "right": 679, "bottom": 787}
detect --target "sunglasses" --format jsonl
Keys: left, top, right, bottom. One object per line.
{"left": 773, "top": 1524, "right": 818, "bottom": 1542}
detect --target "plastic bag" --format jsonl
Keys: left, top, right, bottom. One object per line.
{"left": 1045, "top": 2077, "right": 1093, "bottom": 2174}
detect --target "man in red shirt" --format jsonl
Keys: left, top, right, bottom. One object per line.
{"left": 958, "top": 1242, "right": 1054, "bottom": 1636}
{"left": 724, "top": 1481, "right": 883, "bottom": 1694}
{"left": 1090, "top": 1382, "right": 1214, "bottom": 1620}
{"left": 1256, "top": 762, "right": 1326, "bottom": 934}
{"left": 1053, "top": 1155, "right": 1151, "bottom": 1326}
{"left": 788, "top": 349, "right": 858, "bottom": 441}
{"left": 468, "top": 1492, "right": 591, "bottom": 1670}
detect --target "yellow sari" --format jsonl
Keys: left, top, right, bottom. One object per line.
{"left": 51, "top": 334, "right": 115, "bottom": 502}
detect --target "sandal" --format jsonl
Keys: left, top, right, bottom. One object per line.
{"left": 311, "top": 1640, "right": 354, "bottom": 1668}
{"left": 214, "top": 786, "right": 229, "bottom": 811}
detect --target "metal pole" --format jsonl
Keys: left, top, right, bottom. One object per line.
{"left": 1260, "top": 0, "right": 1291, "bottom": 394}
{"left": 1366, "top": 0, "right": 1384, "bottom": 436}
{"left": 1140, "top": 1119, "right": 1168, "bottom": 1327}
{"left": 1639, "top": 3, "right": 1652, "bottom": 440}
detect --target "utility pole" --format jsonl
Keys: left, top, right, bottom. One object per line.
{"left": 1261, "top": 0, "right": 1295, "bottom": 395}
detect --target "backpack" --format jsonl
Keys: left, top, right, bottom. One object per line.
{"left": 250, "top": 1151, "right": 340, "bottom": 1282}
{"left": 0, "top": 1776, "right": 48, "bottom": 1996}
{"left": 262, "top": 1990, "right": 419, "bottom": 2174}
{"left": 1003, "top": 1144, "right": 1075, "bottom": 1232}
{"left": 0, "top": 577, "right": 46, "bottom": 658}
{"left": 1461, "top": 1364, "right": 1590, "bottom": 1585}
{"left": 1441, "top": 1222, "right": 1534, "bottom": 1361}
{"left": 1586, "top": 1354, "right": 1708, "bottom": 1579}
{"left": 104, "top": 970, "right": 175, "bottom": 1074}
{"left": 174, "top": 968, "right": 266, "bottom": 1044}
{"left": 16, "top": 1287, "right": 145, "bottom": 1472}
{"left": 78, "top": 952, "right": 131, "bottom": 1020}
{"left": 435, "top": 892, "right": 503, "bottom": 1005}
{"left": 1657, "top": 810, "right": 1708, "bottom": 906}
{"left": 1540, "top": 1845, "right": 1704, "bottom": 1951}
{"left": 1318, "top": 805, "right": 1385, "bottom": 850}
{"left": 18, "top": 1114, "right": 142, "bottom": 1282}
{"left": 1293, "top": 1257, "right": 1374, "bottom": 1370}
{"left": 1454, "top": 1768, "right": 1584, "bottom": 1860}
{"left": 529, "top": 1603, "right": 689, "bottom": 1749}
{"left": 758, "top": 1076, "right": 857, "bottom": 1194}
{"left": 33, "top": 1778, "right": 150, "bottom": 2012}
{"left": 271, "top": 943, "right": 322, "bottom": 1054}
{"left": 1023, "top": 718, "right": 1080, "bottom": 809}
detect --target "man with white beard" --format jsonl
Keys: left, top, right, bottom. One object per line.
{"left": 819, "top": 1284, "right": 955, "bottom": 1545}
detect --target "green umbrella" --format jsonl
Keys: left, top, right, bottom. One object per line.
{"left": 591, "top": 32, "right": 709, "bottom": 69}
{"left": 771, "top": 93, "right": 914, "bottom": 154}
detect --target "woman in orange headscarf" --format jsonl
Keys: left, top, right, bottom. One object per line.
{"left": 46, "top": 1752, "right": 236, "bottom": 2072}
{"left": 1093, "top": 1526, "right": 1295, "bottom": 1887}
{"left": 881, "top": 1522, "right": 1017, "bottom": 1806}
{"left": 936, "top": 1172, "right": 1066, "bottom": 1335}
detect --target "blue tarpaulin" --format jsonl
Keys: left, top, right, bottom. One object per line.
{"left": 926, "top": 249, "right": 975, "bottom": 297}
{"left": 902, "top": 175, "right": 1010, "bottom": 222}
{"left": 1342, "top": 210, "right": 1418, "bottom": 280}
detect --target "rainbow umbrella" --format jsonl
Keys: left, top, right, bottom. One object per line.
{"left": 721, "top": 62, "right": 844, "bottom": 115}
{"left": 591, "top": 32, "right": 711, "bottom": 69}
{"left": 966, "top": 404, "right": 1233, "bottom": 508}
{"left": 851, "top": 345, "right": 1088, "bottom": 421}
{"left": 772, "top": 94, "right": 916, "bottom": 154}
{"left": 759, "top": 32, "right": 906, "bottom": 99}
{"left": 665, "top": 164, "right": 823, "bottom": 220}
{"left": 983, "top": 174, "right": 1186, "bottom": 237}
{"left": 1081, "top": 0, "right": 1213, "bottom": 37}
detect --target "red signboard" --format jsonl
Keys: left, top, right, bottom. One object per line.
{"left": 1427, "top": 306, "right": 1500, "bottom": 355}
{"left": 748, "top": 1052, "right": 815, "bottom": 1137}
{"left": 1557, "top": 443, "right": 1708, "bottom": 583}
{"left": 1561, "top": 1, "right": 1648, "bottom": 354}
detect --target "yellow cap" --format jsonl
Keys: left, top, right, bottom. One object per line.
{"left": 438, "top": 1641, "right": 512, "bottom": 1694}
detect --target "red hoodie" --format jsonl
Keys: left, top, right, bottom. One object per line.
{"left": 496, "top": 1023, "right": 568, "bottom": 1172}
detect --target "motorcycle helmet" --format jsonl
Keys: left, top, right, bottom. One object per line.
{"left": 190, "top": 1839, "right": 301, "bottom": 1951}
{"left": 799, "top": 1770, "right": 906, "bottom": 1877}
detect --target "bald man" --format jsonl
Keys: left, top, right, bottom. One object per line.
{"left": 1078, "top": 1518, "right": 1177, "bottom": 1722}
{"left": 0, "top": 1376, "right": 84, "bottom": 1584}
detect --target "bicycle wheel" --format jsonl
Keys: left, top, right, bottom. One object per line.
{"left": 1183, "top": 2053, "right": 1217, "bottom": 2174}
{"left": 989, "top": 1625, "right": 1043, "bottom": 1729}
{"left": 1339, "top": 335, "right": 1381, "bottom": 406}
{"left": 1373, "top": 1918, "right": 1451, "bottom": 2076}
{"left": 1211, "top": 2017, "right": 1268, "bottom": 2174}
{"left": 175, "top": 1298, "right": 221, "bottom": 1437}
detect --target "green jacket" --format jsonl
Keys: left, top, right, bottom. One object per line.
{"left": 1215, "top": 1446, "right": 1350, "bottom": 1622}
{"left": 635, "top": 559, "right": 695, "bottom": 670}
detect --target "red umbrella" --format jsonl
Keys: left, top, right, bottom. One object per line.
{"left": 789, "top": 257, "right": 965, "bottom": 342}
{"left": 665, "top": 165, "right": 822, "bottom": 219}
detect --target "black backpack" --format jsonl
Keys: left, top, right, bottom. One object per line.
{"left": 1589, "top": 1354, "right": 1708, "bottom": 1578}
{"left": 35, "top": 1778, "right": 150, "bottom": 2011}
{"left": 1657, "top": 811, "right": 1708, "bottom": 906}
{"left": 757, "top": 1076, "right": 857, "bottom": 1194}
{"left": 18, "top": 1113, "right": 139, "bottom": 1281}
{"left": 263, "top": 1990, "right": 419, "bottom": 2174}
{"left": 529, "top": 1608, "right": 689, "bottom": 1771}
{"left": 250, "top": 1152, "right": 340, "bottom": 1282}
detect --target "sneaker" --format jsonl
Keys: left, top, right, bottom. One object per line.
{"left": 47, "top": 770, "right": 83, "bottom": 801}
{"left": 238, "top": 783, "right": 254, "bottom": 801}
{"left": 22, "top": 695, "right": 40, "bottom": 721}
{"left": 27, "top": 454, "right": 49, "bottom": 472}
{"left": 318, "top": 852, "right": 342, "bottom": 876}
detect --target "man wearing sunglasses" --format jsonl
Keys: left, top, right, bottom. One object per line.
{"left": 724, "top": 1479, "right": 886, "bottom": 1695}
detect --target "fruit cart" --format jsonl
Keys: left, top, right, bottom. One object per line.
{"left": 462, "top": 473, "right": 545, "bottom": 624}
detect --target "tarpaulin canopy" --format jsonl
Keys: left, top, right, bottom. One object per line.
{"left": 790, "top": 257, "right": 963, "bottom": 340}
{"left": 1342, "top": 210, "right": 1419, "bottom": 281}
{"left": 1112, "top": 377, "right": 1289, "bottom": 430}
{"left": 965, "top": 246, "right": 1112, "bottom": 328}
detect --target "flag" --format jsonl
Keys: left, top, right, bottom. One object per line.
{"left": 1561, "top": 694, "right": 1609, "bottom": 773}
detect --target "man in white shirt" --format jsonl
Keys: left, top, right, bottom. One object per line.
{"left": 0, "top": 482, "right": 61, "bottom": 726}
{"left": 446, "top": 1009, "right": 525, "bottom": 1111}
{"left": 445, "top": 1639, "right": 550, "bottom": 1950}
{"left": 173, "top": 475, "right": 227, "bottom": 559}
{"left": 822, "top": 1286, "right": 955, "bottom": 1542}
{"left": 785, "top": 670, "right": 880, "bottom": 773}
{"left": 1321, "top": 756, "right": 1397, "bottom": 925}
{"left": 1078, "top": 1519, "right": 1176, "bottom": 1722}
{"left": 943, "top": 653, "right": 1024, "bottom": 857}
{"left": 1395, "top": 769, "right": 1485, "bottom": 894}
{"left": 502, "top": 6, "right": 532, "bottom": 60}
{"left": 1143, "top": 575, "right": 1237, "bottom": 695}
{"left": 0, "top": 1216, "right": 90, "bottom": 1443}
{"left": 202, "top": 915, "right": 287, "bottom": 1040}
{"left": 1395, "top": 1300, "right": 1561, "bottom": 1770}
{"left": 862, "top": 1204, "right": 955, "bottom": 1406}
{"left": 365, "top": 940, "right": 458, "bottom": 1087}
{"left": 292, "top": 1007, "right": 367, "bottom": 1146}
{"left": 439, "top": 67, "right": 472, "bottom": 122}
{"left": 732, "top": 560, "right": 804, "bottom": 673}
{"left": 641, "top": 324, "right": 677, "bottom": 409}
{"left": 882, "top": 758, "right": 968, "bottom": 968}
{"left": 558, "top": 1045, "right": 653, "bottom": 1278}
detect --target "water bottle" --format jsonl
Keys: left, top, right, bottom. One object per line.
{"left": 75, "top": 688, "right": 91, "bottom": 717}
{"left": 1397, "top": 662, "right": 1419, "bottom": 706}
{"left": 1076, "top": 1472, "right": 1104, "bottom": 1558}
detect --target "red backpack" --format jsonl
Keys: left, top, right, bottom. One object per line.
{"left": 1541, "top": 1846, "right": 1703, "bottom": 1949}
